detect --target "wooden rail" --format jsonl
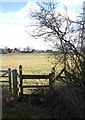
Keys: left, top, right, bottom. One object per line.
{"left": 0, "top": 65, "right": 55, "bottom": 98}
{"left": 0, "top": 68, "right": 12, "bottom": 92}
{"left": 19, "top": 65, "right": 55, "bottom": 97}
{"left": 0, "top": 68, "right": 18, "bottom": 98}
{"left": 22, "top": 85, "right": 49, "bottom": 88}
{"left": 0, "top": 66, "right": 66, "bottom": 99}
{"left": 21, "top": 75, "right": 50, "bottom": 79}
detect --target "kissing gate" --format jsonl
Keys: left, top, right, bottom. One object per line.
{"left": 12, "top": 65, "right": 55, "bottom": 98}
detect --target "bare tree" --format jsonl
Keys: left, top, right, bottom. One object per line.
{"left": 28, "top": 1, "right": 85, "bottom": 81}
{"left": 27, "top": 2, "right": 84, "bottom": 118}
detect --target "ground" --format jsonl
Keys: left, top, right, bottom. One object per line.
{"left": 1, "top": 53, "right": 55, "bottom": 119}
{"left": 2, "top": 92, "right": 52, "bottom": 119}
{"left": 1, "top": 53, "right": 83, "bottom": 119}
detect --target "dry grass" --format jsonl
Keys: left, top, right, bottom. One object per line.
{"left": 2, "top": 53, "right": 53, "bottom": 74}
{"left": 2, "top": 85, "right": 13, "bottom": 106}
{"left": 1, "top": 53, "right": 84, "bottom": 119}
{"left": 47, "top": 81, "right": 83, "bottom": 118}
{"left": 1, "top": 53, "right": 53, "bottom": 104}
{"left": 1, "top": 53, "right": 64, "bottom": 74}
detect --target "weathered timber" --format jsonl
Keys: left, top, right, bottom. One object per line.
{"left": 56, "top": 67, "right": 65, "bottom": 80}
{"left": 19, "top": 65, "right": 23, "bottom": 97}
{"left": 0, "top": 76, "right": 9, "bottom": 78}
{"left": 0, "top": 68, "right": 12, "bottom": 92}
{"left": 23, "top": 85, "right": 49, "bottom": 88}
{"left": 19, "top": 65, "right": 55, "bottom": 96}
{"left": 8, "top": 68, "right": 12, "bottom": 92}
{"left": 49, "top": 73, "right": 55, "bottom": 91}
{"left": 12, "top": 69, "right": 18, "bottom": 98}
{"left": 0, "top": 81, "right": 9, "bottom": 82}
{"left": 0, "top": 70, "right": 9, "bottom": 72}
{"left": 21, "top": 75, "right": 49, "bottom": 79}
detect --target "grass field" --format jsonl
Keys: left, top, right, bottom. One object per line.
{"left": 1, "top": 53, "right": 56, "bottom": 118}
{"left": 1, "top": 53, "right": 63, "bottom": 87}
{"left": 1, "top": 52, "right": 64, "bottom": 95}
{"left": 1, "top": 53, "right": 83, "bottom": 119}
{"left": 1, "top": 53, "right": 56, "bottom": 94}
{"left": 1, "top": 53, "right": 54, "bottom": 74}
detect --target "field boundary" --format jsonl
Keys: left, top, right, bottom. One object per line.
{"left": 1, "top": 65, "right": 66, "bottom": 99}
{"left": 18, "top": 65, "right": 55, "bottom": 97}
{"left": 0, "top": 68, "right": 12, "bottom": 92}
{"left": 1, "top": 65, "right": 67, "bottom": 100}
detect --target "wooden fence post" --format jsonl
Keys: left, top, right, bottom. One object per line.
{"left": 49, "top": 73, "right": 52, "bottom": 91}
{"left": 12, "top": 69, "right": 18, "bottom": 98}
{"left": 8, "top": 68, "right": 12, "bottom": 93}
{"left": 19, "top": 65, "right": 23, "bottom": 97}
{"left": 49, "top": 67, "right": 55, "bottom": 91}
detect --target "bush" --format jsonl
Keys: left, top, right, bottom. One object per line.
{"left": 47, "top": 81, "right": 83, "bottom": 118}
{"left": 2, "top": 85, "right": 13, "bottom": 106}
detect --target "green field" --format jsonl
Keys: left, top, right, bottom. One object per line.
{"left": 1, "top": 53, "right": 54, "bottom": 74}
{"left": 1, "top": 53, "right": 64, "bottom": 94}
{"left": 1, "top": 53, "right": 83, "bottom": 119}
{"left": 1, "top": 53, "right": 55, "bottom": 94}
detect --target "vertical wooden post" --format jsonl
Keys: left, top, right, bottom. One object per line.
{"left": 12, "top": 69, "right": 18, "bottom": 98}
{"left": 49, "top": 67, "right": 55, "bottom": 92}
{"left": 49, "top": 73, "right": 53, "bottom": 91}
{"left": 19, "top": 65, "right": 23, "bottom": 97}
{"left": 8, "top": 68, "right": 12, "bottom": 92}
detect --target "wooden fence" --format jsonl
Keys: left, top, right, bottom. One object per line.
{"left": 18, "top": 65, "right": 55, "bottom": 97}
{"left": 12, "top": 69, "right": 18, "bottom": 98}
{"left": 0, "top": 68, "right": 12, "bottom": 92}
{"left": 0, "top": 65, "right": 56, "bottom": 98}
{"left": 0, "top": 68, "right": 18, "bottom": 98}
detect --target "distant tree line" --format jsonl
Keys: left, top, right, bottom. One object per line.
{"left": 0, "top": 46, "right": 55, "bottom": 54}
{"left": 0, "top": 47, "right": 20, "bottom": 54}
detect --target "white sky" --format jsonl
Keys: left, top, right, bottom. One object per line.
{"left": 0, "top": 0, "right": 85, "bottom": 50}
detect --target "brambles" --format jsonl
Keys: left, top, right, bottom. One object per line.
{"left": 2, "top": 85, "right": 13, "bottom": 106}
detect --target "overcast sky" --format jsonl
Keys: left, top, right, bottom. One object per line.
{"left": 0, "top": 0, "right": 85, "bottom": 50}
